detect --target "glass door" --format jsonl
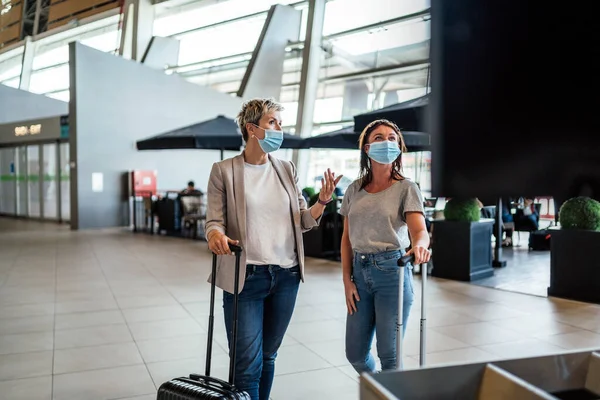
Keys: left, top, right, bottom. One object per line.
{"left": 0, "top": 148, "right": 16, "bottom": 215}
{"left": 27, "top": 145, "right": 41, "bottom": 218}
{"left": 42, "top": 143, "right": 58, "bottom": 219}
{"left": 59, "top": 142, "right": 70, "bottom": 221}
{"left": 16, "top": 146, "right": 28, "bottom": 216}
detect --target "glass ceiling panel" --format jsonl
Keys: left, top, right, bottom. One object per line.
{"left": 323, "top": 0, "right": 429, "bottom": 36}
{"left": 154, "top": 0, "right": 300, "bottom": 37}
{"left": 330, "top": 20, "right": 430, "bottom": 56}
{"left": 1, "top": 77, "right": 19, "bottom": 88}
{"left": 80, "top": 29, "right": 120, "bottom": 53}
{"left": 46, "top": 90, "right": 70, "bottom": 102}
{"left": 33, "top": 45, "right": 69, "bottom": 70}
{"left": 177, "top": 17, "right": 266, "bottom": 65}
{"left": 0, "top": 62, "right": 21, "bottom": 81}
{"left": 29, "top": 64, "right": 69, "bottom": 94}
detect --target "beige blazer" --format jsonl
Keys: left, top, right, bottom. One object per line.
{"left": 205, "top": 153, "right": 320, "bottom": 294}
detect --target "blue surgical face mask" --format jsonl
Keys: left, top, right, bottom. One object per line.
{"left": 252, "top": 124, "right": 283, "bottom": 153}
{"left": 367, "top": 140, "right": 401, "bottom": 164}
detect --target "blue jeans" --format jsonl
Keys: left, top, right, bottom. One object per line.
{"left": 345, "top": 250, "right": 414, "bottom": 373}
{"left": 223, "top": 264, "right": 300, "bottom": 400}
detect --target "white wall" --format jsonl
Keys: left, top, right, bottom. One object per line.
{"left": 69, "top": 42, "right": 242, "bottom": 229}
{"left": 0, "top": 84, "right": 68, "bottom": 123}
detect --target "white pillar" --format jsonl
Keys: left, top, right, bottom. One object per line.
{"left": 18, "top": 36, "right": 36, "bottom": 91}
{"left": 293, "top": 0, "right": 326, "bottom": 186}
{"left": 119, "top": 0, "right": 155, "bottom": 61}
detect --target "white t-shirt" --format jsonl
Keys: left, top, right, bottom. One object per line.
{"left": 244, "top": 161, "right": 298, "bottom": 268}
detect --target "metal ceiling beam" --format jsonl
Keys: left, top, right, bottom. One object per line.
{"left": 178, "top": 57, "right": 428, "bottom": 89}
{"left": 166, "top": 9, "right": 430, "bottom": 75}
{"left": 316, "top": 60, "right": 429, "bottom": 84}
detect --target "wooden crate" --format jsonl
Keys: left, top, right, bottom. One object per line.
{"left": 0, "top": 0, "right": 23, "bottom": 48}
{"left": 48, "top": 0, "right": 120, "bottom": 30}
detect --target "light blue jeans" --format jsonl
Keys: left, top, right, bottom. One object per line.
{"left": 345, "top": 250, "right": 414, "bottom": 373}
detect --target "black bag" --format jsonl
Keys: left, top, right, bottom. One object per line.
{"left": 157, "top": 245, "right": 250, "bottom": 400}
{"left": 528, "top": 230, "right": 551, "bottom": 251}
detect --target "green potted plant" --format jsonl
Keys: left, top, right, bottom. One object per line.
{"left": 431, "top": 198, "right": 495, "bottom": 281}
{"left": 302, "top": 186, "right": 316, "bottom": 203}
{"left": 548, "top": 196, "right": 600, "bottom": 303}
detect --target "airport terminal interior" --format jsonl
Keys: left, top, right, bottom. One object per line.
{"left": 1, "top": 1, "right": 599, "bottom": 399}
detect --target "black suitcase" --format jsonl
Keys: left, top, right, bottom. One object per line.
{"left": 157, "top": 245, "right": 250, "bottom": 399}
{"left": 528, "top": 229, "right": 551, "bottom": 251}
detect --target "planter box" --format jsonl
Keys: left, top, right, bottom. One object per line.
{"left": 432, "top": 220, "right": 494, "bottom": 281}
{"left": 548, "top": 229, "right": 600, "bottom": 304}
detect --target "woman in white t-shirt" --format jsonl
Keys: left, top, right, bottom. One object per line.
{"left": 339, "top": 119, "right": 431, "bottom": 373}
{"left": 205, "top": 98, "right": 340, "bottom": 400}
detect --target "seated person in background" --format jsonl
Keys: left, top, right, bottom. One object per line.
{"left": 517, "top": 198, "right": 539, "bottom": 231}
{"left": 180, "top": 180, "right": 203, "bottom": 196}
{"left": 178, "top": 181, "right": 204, "bottom": 231}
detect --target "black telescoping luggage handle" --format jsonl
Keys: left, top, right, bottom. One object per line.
{"left": 228, "top": 244, "right": 243, "bottom": 254}
{"left": 206, "top": 243, "right": 243, "bottom": 386}
{"left": 397, "top": 254, "right": 415, "bottom": 266}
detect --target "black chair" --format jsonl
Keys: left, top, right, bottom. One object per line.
{"left": 480, "top": 206, "right": 496, "bottom": 219}
{"left": 513, "top": 203, "right": 542, "bottom": 245}
{"left": 180, "top": 194, "right": 206, "bottom": 239}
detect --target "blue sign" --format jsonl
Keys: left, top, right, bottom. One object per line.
{"left": 60, "top": 124, "right": 69, "bottom": 138}
{"left": 9, "top": 162, "right": 14, "bottom": 174}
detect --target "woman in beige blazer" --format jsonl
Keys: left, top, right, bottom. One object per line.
{"left": 205, "top": 98, "right": 340, "bottom": 400}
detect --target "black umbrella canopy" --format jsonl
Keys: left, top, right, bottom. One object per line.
{"left": 303, "top": 126, "right": 359, "bottom": 149}
{"left": 304, "top": 126, "right": 430, "bottom": 152}
{"left": 353, "top": 94, "right": 429, "bottom": 133}
{"left": 136, "top": 115, "right": 305, "bottom": 151}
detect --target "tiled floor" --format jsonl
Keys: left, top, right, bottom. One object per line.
{"left": 471, "top": 233, "right": 552, "bottom": 297}
{"left": 1, "top": 218, "right": 599, "bottom": 400}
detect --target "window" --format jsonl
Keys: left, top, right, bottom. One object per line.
{"left": 0, "top": 60, "right": 21, "bottom": 81}
{"left": 323, "top": 0, "right": 429, "bottom": 36}
{"left": 46, "top": 90, "right": 70, "bottom": 102}
{"left": 314, "top": 97, "right": 344, "bottom": 124}
{"left": 329, "top": 20, "right": 430, "bottom": 56}
{"left": 1, "top": 77, "right": 19, "bottom": 88}
{"left": 280, "top": 102, "right": 299, "bottom": 128}
{"left": 154, "top": 0, "right": 301, "bottom": 37}
{"left": 177, "top": 17, "right": 266, "bottom": 65}
{"left": 32, "top": 45, "right": 69, "bottom": 70}
{"left": 80, "top": 29, "right": 120, "bottom": 53}
{"left": 29, "top": 64, "right": 69, "bottom": 94}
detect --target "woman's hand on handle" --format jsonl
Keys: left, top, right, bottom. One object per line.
{"left": 208, "top": 232, "right": 239, "bottom": 255}
{"left": 344, "top": 280, "right": 360, "bottom": 315}
{"left": 406, "top": 245, "right": 431, "bottom": 265}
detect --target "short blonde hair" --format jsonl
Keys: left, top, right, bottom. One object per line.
{"left": 236, "top": 98, "right": 284, "bottom": 141}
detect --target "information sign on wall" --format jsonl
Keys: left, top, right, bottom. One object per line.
{"left": 0, "top": 115, "right": 67, "bottom": 145}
